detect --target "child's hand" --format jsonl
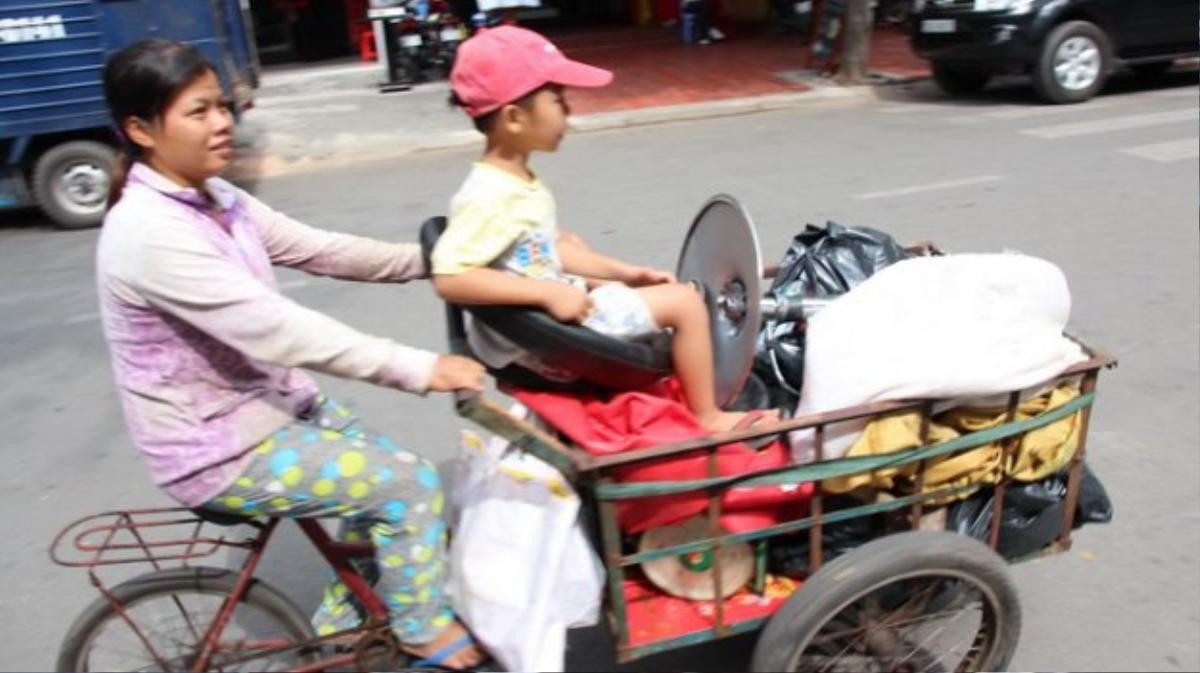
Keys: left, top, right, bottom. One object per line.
{"left": 542, "top": 284, "right": 593, "bottom": 323}
{"left": 428, "top": 355, "right": 486, "bottom": 392}
{"left": 623, "top": 266, "right": 676, "bottom": 287}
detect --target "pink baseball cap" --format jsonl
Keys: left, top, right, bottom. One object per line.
{"left": 450, "top": 26, "right": 613, "bottom": 118}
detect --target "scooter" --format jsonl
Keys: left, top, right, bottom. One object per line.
{"left": 421, "top": 0, "right": 466, "bottom": 79}
{"left": 873, "top": 0, "right": 911, "bottom": 26}
{"left": 391, "top": 9, "right": 425, "bottom": 86}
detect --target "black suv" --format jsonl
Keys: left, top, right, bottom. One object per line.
{"left": 911, "top": 0, "right": 1198, "bottom": 103}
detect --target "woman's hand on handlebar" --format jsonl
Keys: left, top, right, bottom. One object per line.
{"left": 428, "top": 355, "right": 486, "bottom": 392}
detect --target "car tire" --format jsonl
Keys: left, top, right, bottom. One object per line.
{"left": 1034, "top": 20, "right": 1111, "bottom": 104}
{"left": 932, "top": 62, "right": 991, "bottom": 96}
{"left": 31, "top": 140, "right": 115, "bottom": 230}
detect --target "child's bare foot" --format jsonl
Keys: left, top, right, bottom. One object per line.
{"left": 698, "top": 409, "right": 781, "bottom": 434}
{"left": 403, "top": 619, "right": 485, "bottom": 670}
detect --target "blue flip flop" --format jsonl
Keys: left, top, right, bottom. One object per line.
{"left": 411, "top": 634, "right": 481, "bottom": 671}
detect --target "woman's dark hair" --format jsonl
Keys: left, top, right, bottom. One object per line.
{"left": 448, "top": 89, "right": 499, "bottom": 134}
{"left": 102, "top": 39, "right": 215, "bottom": 207}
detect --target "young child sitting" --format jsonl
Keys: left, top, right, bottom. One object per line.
{"left": 432, "top": 26, "right": 771, "bottom": 433}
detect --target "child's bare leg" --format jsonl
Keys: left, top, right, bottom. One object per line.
{"left": 636, "top": 283, "right": 777, "bottom": 432}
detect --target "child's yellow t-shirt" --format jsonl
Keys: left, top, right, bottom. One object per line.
{"left": 433, "top": 162, "right": 585, "bottom": 370}
{"left": 432, "top": 162, "right": 570, "bottom": 283}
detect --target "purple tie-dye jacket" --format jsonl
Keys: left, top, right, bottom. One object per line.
{"left": 97, "top": 163, "right": 438, "bottom": 506}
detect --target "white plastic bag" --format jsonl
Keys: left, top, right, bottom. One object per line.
{"left": 447, "top": 404, "right": 604, "bottom": 672}
{"left": 790, "top": 253, "right": 1088, "bottom": 463}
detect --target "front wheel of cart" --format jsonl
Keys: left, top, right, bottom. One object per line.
{"left": 751, "top": 531, "right": 1020, "bottom": 673}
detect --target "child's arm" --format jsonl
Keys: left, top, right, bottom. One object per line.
{"left": 434, "top": 269, "right": 592, "bottom": 323}
{"left": 558, "top": 234, "right": 675, "bottom": 286}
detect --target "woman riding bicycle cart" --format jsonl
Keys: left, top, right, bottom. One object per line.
{"left": 51, "top": 37, "right": 1114, "bottom": 673}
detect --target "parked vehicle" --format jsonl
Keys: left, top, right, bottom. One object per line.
{"left": 370, "top": 0, "right": 465, "bottom": 90}
{"left": 392, "top": 11, "right": 426, "bottom": 86}
{"left": 0, "top": 0, "right": 257, "bottom": 229}
{"left": 874, "top": 0, "right": 913, "bottom": 26}
{"left": 910, "top": 0, "right": 1199, "bottom": 103}
{"left": 418, "top": 0, "right": 466, "bottom": 80}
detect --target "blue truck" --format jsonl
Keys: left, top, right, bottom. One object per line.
{"left": 0, "top": 0, "right": 258, "bottom": 229}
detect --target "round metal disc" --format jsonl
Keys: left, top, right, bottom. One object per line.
{"left": 676, "top": 194, "right": 762, "bottom": 408}
{"left": 638, "top": 517, "right": 755, "bottom": 601}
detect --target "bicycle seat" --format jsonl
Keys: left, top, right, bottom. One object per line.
{"left": 419, "top": 216, "right": 673, "bottom": 392}
{"left": 190, "top": 507, "right": 255, "bottom": 527}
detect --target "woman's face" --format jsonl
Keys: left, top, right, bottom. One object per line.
{"left": 126, "top": 70, "right": 234, "bottom": 188}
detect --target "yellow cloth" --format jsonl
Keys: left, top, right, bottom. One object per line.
{"left": 821, "top": 382, "right": 1082, "bottom": 504}
{"left": 432, "top": 162, "right": 564, "bottom": 279}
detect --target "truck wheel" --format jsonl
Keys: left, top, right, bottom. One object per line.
{"left": 750, "top": 531, "right": 1021, "bottom": 673}
{"left": 32, "top": 141, "right": 115, "bottom": 230}
{"left": 1034, "top": 21, "right": 1110, "bottom": 104}
{"left": 932, "top": 62, "right": 991, "bottom": 96}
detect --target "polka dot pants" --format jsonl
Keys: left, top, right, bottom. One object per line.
{"left": 202, "top": 396, "right": 454, "bottom": 645}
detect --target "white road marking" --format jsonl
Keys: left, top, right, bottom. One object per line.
{"left": 1151, "top": 87, "right": 1199, "bottom": 100}
{"left": 854, "top": 175, "right": 1005, "bottom": 200}
{"left": 63, "top": 312, "right": 99, "bottom": 325}
{"left": 946, "top": 98, "right": 1127, "bottom": 123}
{"left": 878, "top": 103, "right": 953, "bottom": 114}
{"left": 1120, "top": 138, "right": 1200, "bottom": 162}
{"left": 1021, "top": 108, "right": 1199, "bottom": 138}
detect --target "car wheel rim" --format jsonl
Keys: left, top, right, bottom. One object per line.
{"left": 55, "top": 162, "right": 110, "bottom": 216}
{"left": 1053, "top": 36, "right": 1101, "bottom": 91}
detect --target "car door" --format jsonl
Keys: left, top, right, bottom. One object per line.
{"left": 1160, "top": 0, "right": 1199, "bottom": 52}
{"left": 1108, "top": 0, "right": 1198, "bottom": 55}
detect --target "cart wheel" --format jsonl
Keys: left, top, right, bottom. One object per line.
{"left": 751, "top": 531, "right": 1020, "bottom": 673}
{"left": 32, "top": 140, "right": 115, "bottom": 230}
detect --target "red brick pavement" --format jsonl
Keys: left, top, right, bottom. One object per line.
{"left": 549, "top": 25, "right": 930, "bottom": 115}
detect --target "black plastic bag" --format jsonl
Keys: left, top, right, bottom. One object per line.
{"left": 770, "top": 221, "right": 910, "bottom": 298}
{"left": 947, "top": 463, "right": 1114, "bottom": 560}
{"left": 753, "top": 222, "right": 909, "bottom": 407}
{"left": 767, "top": 496, "right": 885, "bottom": 578}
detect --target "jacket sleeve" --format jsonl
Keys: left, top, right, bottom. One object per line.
{"left": 127, "top": 219, "right": 439, "bottom": 393}
{"left": 242, "top": 188, "right": 428, "bottom": 282}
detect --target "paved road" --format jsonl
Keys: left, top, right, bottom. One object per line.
{"left": 1, "top": 69, "right": 1196, "bottom": 671}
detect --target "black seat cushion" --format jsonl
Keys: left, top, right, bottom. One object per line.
{"left": 419, "top": 217, "right": 672, "bottom": 391}
{"left": 190, "top": 507, "right": 253, "bottom": 526}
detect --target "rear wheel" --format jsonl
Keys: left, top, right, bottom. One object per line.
{"left": 31, "top": 140, "right": 115, "bottom": 230}
{"left": 56, "top": 567, "right": 316, "bottom": 672}
{"left": 751, "top": 531, "right": 1021, "bottom": 673}
{"left": 1033, "top": 21, "right": 1110, "bottom": 103}
{"left": 932, "top": 62, "right": 991, "bottom": 96}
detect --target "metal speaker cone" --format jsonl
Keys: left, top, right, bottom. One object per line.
{"left": 676, "top": 194, "right": 763, "bottom": 408}
{"left": 639, "top": 516, "right": 755, "bottom": 601}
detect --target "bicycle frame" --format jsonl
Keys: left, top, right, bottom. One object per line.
{"left": 51, "top": 510, "right": 397, "bottom": 672}
{"left": 192, "top": 518, "right": 388, "bottom": 672}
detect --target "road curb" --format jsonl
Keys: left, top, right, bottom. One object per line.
{"left": 229, "top": 85, "right": 875, "bottom": 181}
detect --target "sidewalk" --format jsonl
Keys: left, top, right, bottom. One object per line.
{"left": 231, "top": 26, "right": 929, "bottom": 178}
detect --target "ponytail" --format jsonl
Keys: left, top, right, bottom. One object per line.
{"left": 107, "top": 151, "right": 134, "bottom": 209}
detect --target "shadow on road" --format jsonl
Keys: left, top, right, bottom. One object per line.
{"left": 0, "top": 207, "right": 55, "bottom": 233}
